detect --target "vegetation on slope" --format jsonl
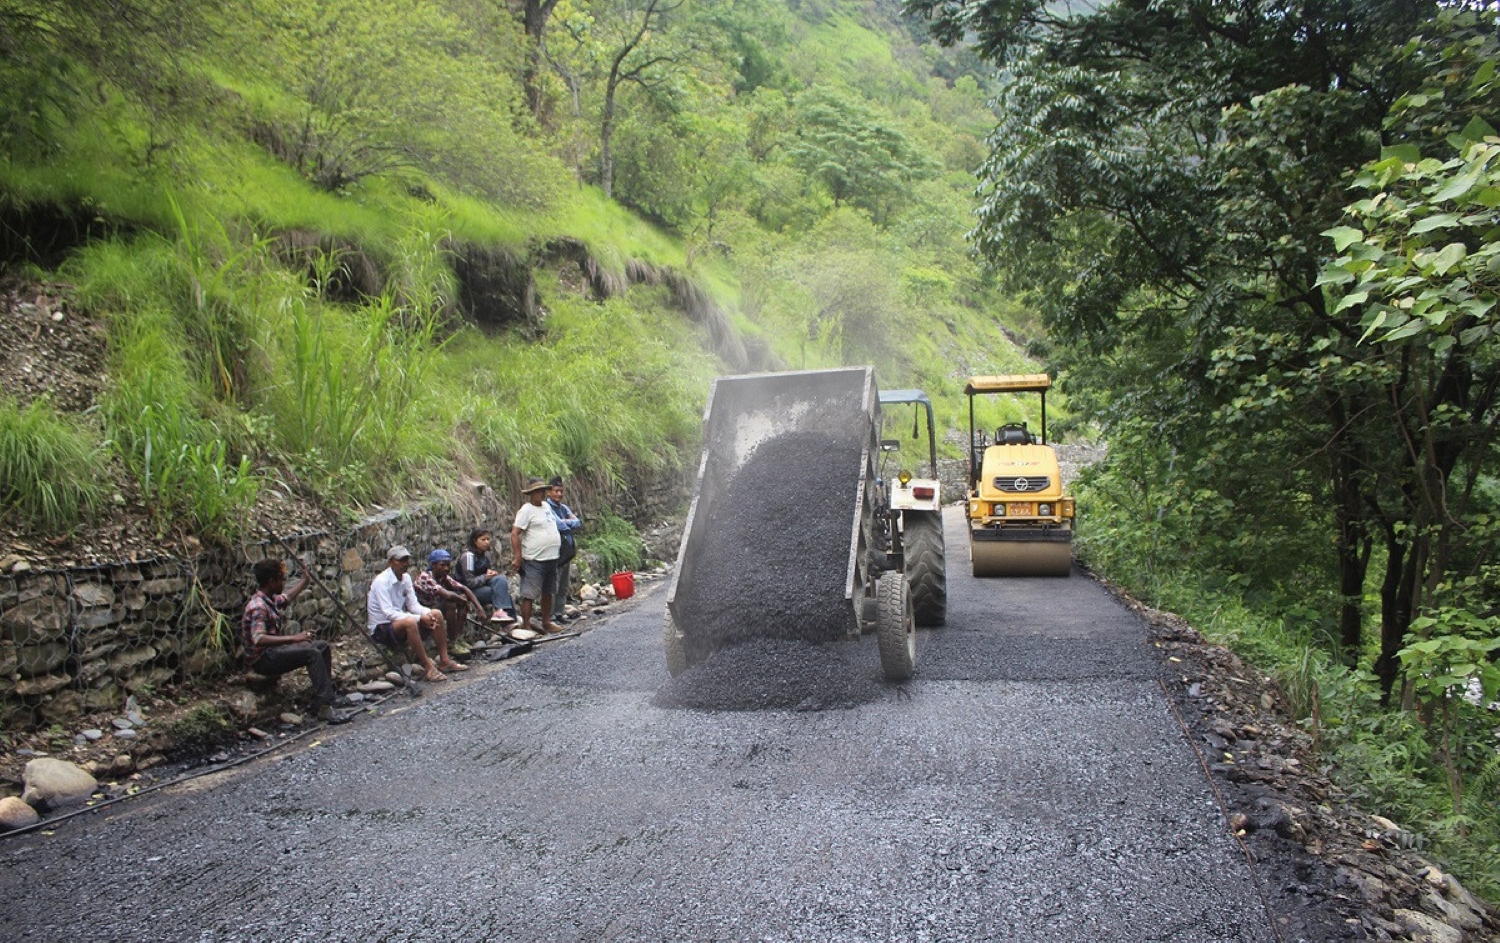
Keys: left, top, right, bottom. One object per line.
{"left": 0, "top": 0, "right": 1028, "bottom": 551}
{"left": 910, "top": 0, "right": 1500, "bottom": 896}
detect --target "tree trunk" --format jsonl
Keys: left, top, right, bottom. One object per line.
{"left": 600, "top": 86, "right": 616, "bottom": 198}
{"left": 1329, "top": 398, "right": 1370, "bottom": 662}
{"left": 1374, "top": 526, "right": 1422, "bottom": 702}
{"left": 521, "top": 0, "right": 560, "bottom": 123}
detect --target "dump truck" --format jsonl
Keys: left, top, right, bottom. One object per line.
{"left": 663, "top": 367, "right": 920, "bottom": 681}
{"left": 965, "top": 374, "right": 1075, "bottom": 577}
{"left": 876, "top": 389, "right": 947, "bottom": 626}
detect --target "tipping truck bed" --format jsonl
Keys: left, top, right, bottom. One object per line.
{"left": 664, "top": 367, "right": 893, "bottom": 676}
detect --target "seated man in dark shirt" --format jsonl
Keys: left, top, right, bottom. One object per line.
{"left": 414, "top": 549, "right": 484, "bottom": 657}
{"left": 241, "top": 558, "right": 350, "bottom": 724}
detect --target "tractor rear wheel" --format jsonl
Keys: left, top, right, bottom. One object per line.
{"left": 876, "top": 572, "right": 915, "bottom": 681}
{"left": 903, "top": 511, "right": 946, "bottom": 626}
{"left": 663, "top": 611, "right": 687, "bottom": 677}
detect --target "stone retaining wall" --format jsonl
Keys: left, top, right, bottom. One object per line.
{"left": 1, "top": 465, "right": 692, "bottom": 731}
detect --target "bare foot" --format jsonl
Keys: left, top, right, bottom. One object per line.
{"left": 542, "top": 622, "right": 563, "bottom": 635}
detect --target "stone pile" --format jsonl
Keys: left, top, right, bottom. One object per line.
{"left": 1136, "top": 596, "right": 1500, "bottom": 942}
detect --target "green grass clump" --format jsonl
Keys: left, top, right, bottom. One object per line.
{"left": 0, "top": 396, "right": 104, "bottom": 532}
{"left": 580, "top": 509, "right": 647, "bottom": 576}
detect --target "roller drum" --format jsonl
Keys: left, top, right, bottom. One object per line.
{"left": 969, "top": 537, "right": 1072, "bottom": 577}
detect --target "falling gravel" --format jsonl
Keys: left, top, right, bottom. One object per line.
{"left": 652, "top": 636, "right": 885, "bottom": 711}
{"left": 674, "top": 427, "right": 864, "bottom": 661}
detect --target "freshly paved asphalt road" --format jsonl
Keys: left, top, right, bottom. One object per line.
{"left": 0, "top": 508, "right": 1277, "bottom": 941}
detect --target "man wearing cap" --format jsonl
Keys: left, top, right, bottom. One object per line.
{"left": 366, "top": 545, "right": 467, "bottom": 682}
{"left": 511, "top": 477, "right": 563, "bottom": 634}
{"left": 546, "top": 476, "right": 582, "bottom": 623}
{"left": 414, "top": 549, "right": 484, "bottom": 657}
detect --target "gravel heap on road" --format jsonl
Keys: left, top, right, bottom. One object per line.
{"left": 674, "top": 426, "right": 863, "bottom": 660}
{"left": 652, "top": 636, "right": 884, "bottom": 711}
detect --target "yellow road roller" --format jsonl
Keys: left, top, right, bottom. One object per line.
{"left": 964, "top": 374, "right": 1074, "bottom": 577}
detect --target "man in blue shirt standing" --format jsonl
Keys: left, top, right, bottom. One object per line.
{"left": 547, "top": 476, "right": 582, "bottom": 622}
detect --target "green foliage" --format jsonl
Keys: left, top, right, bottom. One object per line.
{"left": 0, "top": 396, "right": 104, "bottom": 531}
{"left": 784, "top": 87, "right": 938, "bottom": 223}
{"left": 909, "top": 0, "right": 1500, "bottom": 895}
{"left": 237, "top": 0, "right": 565, "bottom": 206}
{"left": 580, "top": 507, "right": 646, "bottom": 574}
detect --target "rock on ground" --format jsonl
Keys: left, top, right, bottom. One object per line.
{"left": 20, "top": 757, "right": 97, "bottom": 812}
{"left": 0, "top": 795, "right": 40, "bottom": 831}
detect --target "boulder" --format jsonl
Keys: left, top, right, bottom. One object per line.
{"left": 138, "top": 577, "right": 186, "bottom": 595}
{"left": 227, "top": 690, "right": 260, "bottom": 722}
{"left": 14, "top": 673, "right": 72, "bottom": 697}
{"left": 15, "top": 641, "right": 70, "bottom": 678}
{"left": 1394, "top": 908, "right": 1462, "bottom": 943}
{"left": 0, "top": 796, "right": 40, "bottom": 831}
{"left": 72, "top": 583, "right": 116, "bottom": 607}
{"left": 21, "top": 758, "right": 97, "bottom": 812}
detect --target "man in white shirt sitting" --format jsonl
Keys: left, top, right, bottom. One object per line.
{"left": 366, "top": 544, "right": 468, "bottom": 682}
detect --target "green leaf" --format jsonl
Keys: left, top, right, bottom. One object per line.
{"left": 1333, "top": 290, "right": 1368, "bottom": 313}
{"left": 1434, "top": 169, "right": 1482, "bottom": 203}
{"left": 1431, "top": 242, "right": 1467, "bottom": 276}
{"left": 1460, "top": 115, "right": 1498, "bottom": 142}
{"left": 1316, "top": 267, "right": 1354, "bottom": 288}
{"left": 1383, "top": 320, "right": 1427, "bottom": 342}
{"left": 1381, "top": 144, "right": 1422, "bottom": 165}
{"left": 1410, "top": 213, "right": 1460, "bottom": 234}
{"left": 1460, "top": 324, "right": 1492, "bottom": 346}
{"left": 1359, "top": 310, "right": 1388, "bottom": 343}
{"left": 1324, "top": 226, "right": 1365, "bottom": 251}
{"left": 1472, "top": 58, "right": 1496, "bottom": 90}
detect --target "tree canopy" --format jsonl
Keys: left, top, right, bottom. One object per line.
{"left": 904, "top": 0, "right": 1499, "bottom": 696}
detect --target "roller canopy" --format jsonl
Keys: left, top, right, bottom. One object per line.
{"left": 964, "top": 374, "right": 1051, "bottom": 395}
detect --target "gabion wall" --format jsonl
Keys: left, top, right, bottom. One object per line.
{"left": 1, "top": 463, "right": 692, "bottom": 731}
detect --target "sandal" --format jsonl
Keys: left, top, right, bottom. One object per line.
{"left": 423, "top": 668, "right": 448, "bottom": 682}
{"left": 438, "top": 659, "right": 470, "bottom": 672}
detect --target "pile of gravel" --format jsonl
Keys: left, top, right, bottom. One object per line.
{"left": 652, "top": 637, "right": 884, "bottom": 711}
{"left": 674, "top": 427, "right": 864, "bottom": 664}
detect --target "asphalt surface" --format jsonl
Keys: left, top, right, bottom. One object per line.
{"left": 0, "top": 507, "right": 1280, "bottom": 942}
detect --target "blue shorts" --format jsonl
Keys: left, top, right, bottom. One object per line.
{"left": 518, "top": 559, "right": 559, "bottom": 600}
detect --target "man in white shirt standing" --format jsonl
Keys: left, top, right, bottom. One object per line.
{"left": 511, "top": 477, "right": 563, "bottom": 634}
{"left": 367, "top": 544, "right": 467, "bottom": 682}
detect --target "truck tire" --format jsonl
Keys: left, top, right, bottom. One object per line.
{"left": 664, "top": 611, "right": 687, "bottom": 677}
{"left": 876, "top": 572, "right": 915, "bottom": 681}
{"left": 903, "top": 511, "right": 947, "bottom": 627}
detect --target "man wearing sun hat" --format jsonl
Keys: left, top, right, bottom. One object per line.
{"left": 510, "top": 477, "right": 563, "bottom": 634}
{"left": 366, "top": 544, "right": 468, "bottom": 682}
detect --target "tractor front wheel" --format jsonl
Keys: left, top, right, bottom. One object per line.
{"left": 876, "top": 572, "right": 916, "bottom": 681}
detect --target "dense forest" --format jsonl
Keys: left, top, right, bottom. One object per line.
{"left": 1, "top": 0, "right": 1498, "bottom": 899}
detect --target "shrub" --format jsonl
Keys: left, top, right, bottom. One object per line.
{"left": 581, "top": 509, "right": 645, "bottom": 576}
{"left": 0, "top": 396, "right": 104, "bottom": 531}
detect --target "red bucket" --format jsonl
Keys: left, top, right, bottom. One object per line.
{"left": 610, "top": 571, "right": 635, "bottom": 600}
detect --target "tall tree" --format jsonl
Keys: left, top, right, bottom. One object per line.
{"left": 784, "top": 87, "right": 938, "bottom": 224}
{"left": 551, "top": 0, "right": 693, "bottom": 198}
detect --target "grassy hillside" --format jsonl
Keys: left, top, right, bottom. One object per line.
{"left": 0, "top": 0, "right": 1049, "bottom": 555}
